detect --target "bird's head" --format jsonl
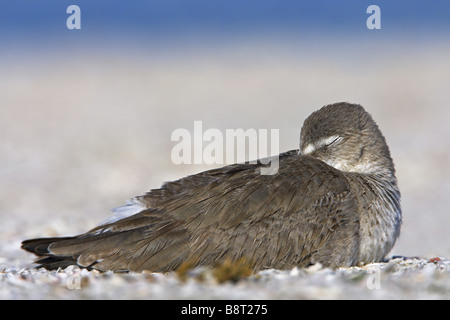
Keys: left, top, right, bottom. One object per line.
{"left": 300, "top": 102, "right": 395, "bottom": 176}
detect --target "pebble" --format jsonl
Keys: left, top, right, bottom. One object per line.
{"left": 1, "top": 257, "right": 448, "bottom": 299}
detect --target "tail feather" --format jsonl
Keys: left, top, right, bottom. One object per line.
{"left": 21, "top": 237, "right": 80, "bottom": 270}
{"left": 21, "top": 234, "right": 125, "bottom": 270}
{"left": 21, "top": 237, "right": 75, "bottom": 256}
{"left": 34, "top": 256, "right": 80, "bottom": 270}
{"left": 20, "top": 225, "right": 188, "bottom": 271}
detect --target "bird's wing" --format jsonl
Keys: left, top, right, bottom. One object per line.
{"left": 25, "top": 151, "right": 360, "bottom": 271}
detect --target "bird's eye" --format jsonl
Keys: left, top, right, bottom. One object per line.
{"left": 324, "top": 135, "right": 343, "bottom": 146}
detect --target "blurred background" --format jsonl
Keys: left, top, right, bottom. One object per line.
{"left": 1, "top": 0, "right": 449, "bottom": 268}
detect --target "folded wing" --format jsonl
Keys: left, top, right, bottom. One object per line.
{"left": 22, "top": 151, "right": 360, "bottom": 271}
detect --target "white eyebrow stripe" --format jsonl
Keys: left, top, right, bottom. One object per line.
{"left": 320, "top": 135, "right": 340, "bottom": 146}
{"left": 302, "top": 135, "right": 341, "bottom": 155}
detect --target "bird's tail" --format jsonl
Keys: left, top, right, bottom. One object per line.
{"left": 21, "top": 237, "right": 80, "bottom": 270}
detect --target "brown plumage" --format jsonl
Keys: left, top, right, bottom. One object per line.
{"left": 22, "top": 102, "right": 401, "bottom": 272}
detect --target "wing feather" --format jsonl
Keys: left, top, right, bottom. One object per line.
{"left": 22, "top": 151, "right": 360, "bottom": 271}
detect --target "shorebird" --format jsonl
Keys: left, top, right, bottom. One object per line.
{"left": 22, "top": 102, "right": 402, "bottom": 272}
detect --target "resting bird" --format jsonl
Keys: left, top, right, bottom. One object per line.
{"left": 22, "top": 102, "right": 401, "bottom": 272}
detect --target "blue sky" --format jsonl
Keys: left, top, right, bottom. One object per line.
{"left": 1, "top": 0, "right": 449, "bottom": 45}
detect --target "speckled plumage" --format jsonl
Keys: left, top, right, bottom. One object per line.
{"left": 22, "top": 102, "right": 401, "bottom": 272}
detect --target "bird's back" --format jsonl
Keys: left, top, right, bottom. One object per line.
{"left": 23, "top": 152, "right": 361, "bottom": 271}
